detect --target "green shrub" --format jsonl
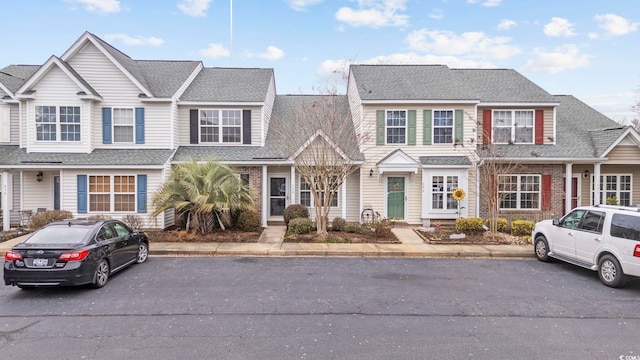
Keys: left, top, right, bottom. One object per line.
{"left": 343, "top": 222, "right": 364, "bottom": 233}
{"left": 287, "top": 217, "right": 314, "bottom": 234}
{"left": 456, "top": 217, "right": 484, "bottom": 233}
{"left": 235, "top": 210, "right": 261, "bottom": 232}
{"left": 122, "top": 214, "right": 144, "bottom": 229}
{"left": 283, "top": 204, "right": 309, "bottom": 226}
{"left": 28, "top": 210, "right": 74, "bottom": 230}
{"left": 511, "top": 220, "right": 534, "bottom": 236}
{"left": 332, "top": 217, "right": 346, "bottom": 231}
{"left": 485, "top": 218, "right": 507, "bottom": 232}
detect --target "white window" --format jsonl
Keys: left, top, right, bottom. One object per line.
{"left": 432, "top": 175, "right": 458, "bottom": 210}
{"left": 89, "top": 175, "right": 136, "bottom": 212}
{"left": 113, "top": 108, "right": 134, "bottom": 143}
{"left": 433, "top": 110, "right": 453, "bottom": 144}
{"left": 499, "top": 174, "right": 540, "bottom": 209}
{"left": 386, "top": 110, "right": 406, "bottom": 144}
{"left": 493, "top": 110, "right": 533, "bottom": 144}
{"left": 36, "top": 106, "right": 81, "bottom": 142}
{"left": 594, "top": 174, "right": 632, "bottom": 206}
{"left": 299, "top": 176, "right": 338, "bottom": 207}
{"left": 199, "top": 109, "right": 242, "bottom": 144}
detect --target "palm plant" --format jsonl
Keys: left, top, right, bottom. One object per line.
{"left": 151, "top": 159, "right": 255, "bottom": 234}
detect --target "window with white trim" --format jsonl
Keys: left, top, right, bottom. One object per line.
{"left": 89, "top": 175, "right": 136, "bottom": 212}
{"left": 199, "top": 109, "right": 242, "bottom": 143}
{"left": 299, "top": 176, "right": 338, "bottom": 207}
{"left": 499, "top": 174, "right": 540, "bottom": 209}
{"left": 386, "top": 110, "right": 406, "bottom": 144}
{"left": 36, "top": 105, "right": 81, "bottom": 142}
{"left": 594, "top": 174, "right": 632, "bottom": 206}
{"left": 493, "top": 110, "right": 533, "bottom": 144}
{"left": 433, "top": 110, "right": 453, "bottom": 144}
{"left": 113, "top": 108, "right": 134, "bottom": 143}
{"left": 432, "top": 175, "right": 458, "bottom": 210}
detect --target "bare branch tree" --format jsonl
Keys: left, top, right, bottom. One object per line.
{"left": 455, "top": 111, "right": 523, "bottom": 233}
{"left": 271, "top": 87, "right": 369, "bottom": 236}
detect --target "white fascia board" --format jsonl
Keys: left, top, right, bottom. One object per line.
{"left": 78, "top": 94, "right": 103, "bottom": 101}
{"left": 361, "top": 99, "right": 480, "bottom": 105}
{"left": 479, "top": 102, "right": 560, "bottom": 107}
{"left": 140, "top": 97, "right": 173, "bottom": 103}
{"left": 17, "top": 56, "right": 98, "bottom": 99}
{"left": 2, "top": 99, "right": 19, "bottom": 104}
{"left": 0, "top": 83, "right": 13, "bottom": 98}
{"left": 178, "top": 101, "right": 264, "bottom": 106}
{"left": 489, "top": 157, "right": 605, "bottom": 163}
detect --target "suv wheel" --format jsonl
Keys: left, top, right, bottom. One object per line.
{"left": 534, "top": 236, "right": 550, "bottom": 262}
{"left": 598, "top": 255, "right": 627, "bottom": 288}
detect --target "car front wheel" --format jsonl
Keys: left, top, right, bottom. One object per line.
{"left": 534, "top": 236, "right": 550, "bottom": 262}
{"left": 598, "top": 255, "right": 627, "bottom": 288}
{"left": 137, "top": 243, "right": 149, "bottom": 264}
{"left": 92, "top": 259, "right": 110, "bottom": 288}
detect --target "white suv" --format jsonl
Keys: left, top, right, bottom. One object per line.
{"left": 532, "top": 205, "right": 640, "bottom": 287}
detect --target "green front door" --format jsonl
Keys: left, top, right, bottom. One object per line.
{"left": 387, "top": 177, "right": 405, "bottom": 219}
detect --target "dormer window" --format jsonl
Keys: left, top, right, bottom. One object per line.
{"left": 199, "top": 109, "right": 242, "bottom": 143}
{"left": 36, "top": 105, "right": 80, "bottom": 142}
{"left": 493, "top": 110, "right": 534, "bottom": 144}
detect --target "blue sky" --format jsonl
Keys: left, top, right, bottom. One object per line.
{"left": 2, "top": 0, "right": 639, "bottom": 122}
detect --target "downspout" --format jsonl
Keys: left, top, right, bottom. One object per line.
{"left": 475, "top": 158, "right": 483, "bottom": 218}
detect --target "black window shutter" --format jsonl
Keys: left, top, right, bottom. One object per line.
{"left": 189, "top": 109, "right": 198, "bottom": 144}
{"left": 243, "top": 110, "right": 251, "bottom": 144}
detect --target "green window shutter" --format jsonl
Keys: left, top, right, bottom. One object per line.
{"left": 455, "top": 109, "right": 464, "bottom": 145}
{"left": 376, "top": 110, "right": 385, "bottom": 145}
{"left": 408, "top": 110, "right": 416, "bottom": 145}
{"left": 423, "top": 110, "right": 432, "bottom": 145}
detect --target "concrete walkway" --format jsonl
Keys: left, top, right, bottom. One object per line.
{"left": 0, "top": 226, "right": 534, "bottom": 258}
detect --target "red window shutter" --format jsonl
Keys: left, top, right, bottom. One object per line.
{"left": 535, "top": 110, "right": 544, "bottom": 144}
{"left": 483, "top": 109, "right": 492, "bottom": 144}
{"left": 541, "top": 174, "right": 552, "bottom": 210}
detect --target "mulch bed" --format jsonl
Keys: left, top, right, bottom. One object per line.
{"left": 417, "top": 227, "right": 530, "bottom": 245}
{"left": 283, "top": 231, "right": 400, "bottom": 244}
{"left": 145, "top": 229, "right": 263, "bottom": 243}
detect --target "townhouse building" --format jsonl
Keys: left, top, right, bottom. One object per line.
{"left": 1, "top": 32, "right": 639, "bottom": 230}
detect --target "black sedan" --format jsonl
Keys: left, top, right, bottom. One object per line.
{"left": 4, "top": 219, "right": 148, "bottom": 289}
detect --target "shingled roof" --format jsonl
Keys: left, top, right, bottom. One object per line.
{"left": 0, "top": 146, "right": 174, "bottom": 167}
{"left": 0, "top": 65, "right": 40, "bottom": 95}
{"left": 350, "top": 64, "right": 557, "bottom": 103}
{"left": 180, "top": 68, "right": 273, "bottom": 102}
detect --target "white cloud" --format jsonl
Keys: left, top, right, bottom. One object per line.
{"left": 258, "top": 46, "right": 285, "bottom": 60}
{"left": 497, "top": 19, "right": 517, "bottom": 31}
{"left": 406, "top": 29, "right": 521, "bottom": 60}
{"left": 335, "top": 0, "right": 409, "bottom": 28}
{"left": 66, "top": 0, "right": 120, "bottom": 14}
{"left": 287, "top": 0, "right": 324, "bottom": 12}
{"left": 544, "top": 17, "right": 577, "bottom": 37}
{"left": 198, "top": 43, "right": 230, "bottom": 58}
{"left": 595, "top": 14, "right": 639, "bottom": 36}
{"left": 104, "top": 33, "right": 164, "bottom": 46}
{"left": 523, "top": 45, "right": 591, "bottom": 74}
{"left": 178, "top": 0, "right": 211, "bottom": 17}
{"left": 467, "top": 0, "right": 502, "bottom": 7}
{"left": 317, "top": 53, "right": 496, "bottom": 79}
{"left": 587, "top": 32, "right": 600, "bottom": 39}
{"left": 429, "top": 8, "right": 444, "bottom": 20}
{"left": 482, "top": 0, "right": 502, "bottom": 7}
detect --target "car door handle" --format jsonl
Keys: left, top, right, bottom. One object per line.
{"left": 594, "top": 237, "right": 601, "bottom": 242}
{"left": 568, "top": 232, "right": 574, "bottom": 236}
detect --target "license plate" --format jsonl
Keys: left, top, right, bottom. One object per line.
{"left": 33, "top": 258, "right": 48, "bottom": 267}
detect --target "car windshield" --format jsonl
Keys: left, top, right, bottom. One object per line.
{"left": 23, "top": 226, "right": 92, "bottom": 245}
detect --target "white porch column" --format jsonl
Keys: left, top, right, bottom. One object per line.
{"left": 261, "top": 165, "right": 268, "bottom": 227}
{"left": 564, "top": 163, "right": 573, "bottom": 214}
{"left": 342, "top": 175, "right": 347, "bottom": 219}
{"left": 290, "top": 166, "right": 296, "bottom": 204}
{"left": 593, "top": 163, "right": 602, "bottom": 205}
{"left": 2, "top": 170, "right": 9, "bottom": 231}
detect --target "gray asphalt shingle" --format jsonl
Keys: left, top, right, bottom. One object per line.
{"left": 0, "top": 146, "right": 174, "bottom": 166}
{"left": 180, "top": 68, "right": 273, "bottom": 102}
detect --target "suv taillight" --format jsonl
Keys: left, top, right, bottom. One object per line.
{"left": 634, "top": 244, "right": 640, "bottom": 258}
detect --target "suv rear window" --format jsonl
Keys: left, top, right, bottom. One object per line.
{"left": 610, "top": 213, "right": 640, "bottom": 241}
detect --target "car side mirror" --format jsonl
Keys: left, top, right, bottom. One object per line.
{"left": 552, "top": 219, "right": 559, "bottom": 226}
